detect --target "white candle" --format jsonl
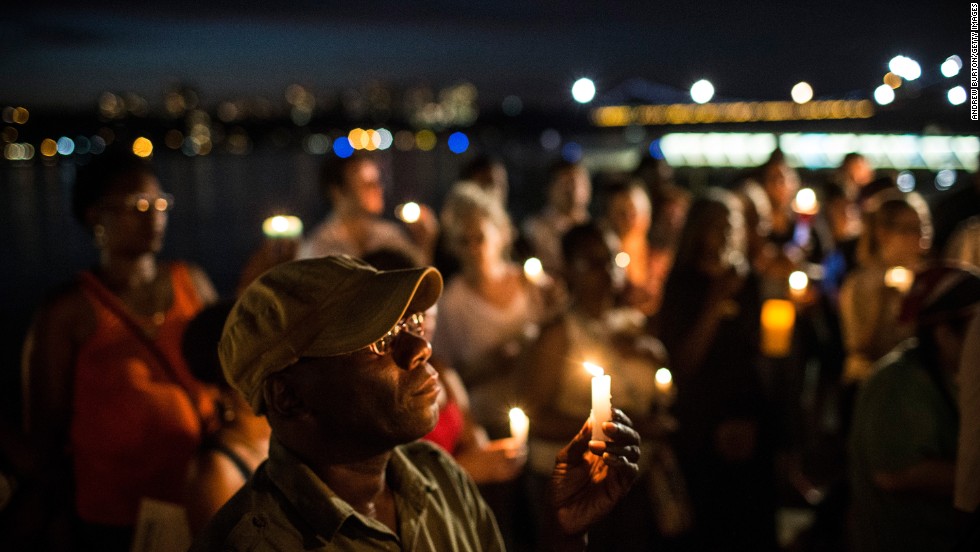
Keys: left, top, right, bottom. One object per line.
{"left": 584, "top": 362, "right": 612, "bottom": 441}
{"left": 508, "top": 407, "right": 529, "bottom": 447}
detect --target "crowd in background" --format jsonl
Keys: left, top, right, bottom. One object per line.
{"left": 2, "top": 143, "right": 979, "bottom": 551}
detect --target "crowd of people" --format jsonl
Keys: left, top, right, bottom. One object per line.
{"left": 2, "top": 143, "right": 979, "bottom": 551}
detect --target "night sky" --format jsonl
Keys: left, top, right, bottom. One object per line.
{"left": 1, "top": 1, "right": 966, "bottom": 111}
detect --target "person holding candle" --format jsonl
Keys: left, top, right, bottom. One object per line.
{"left": 190, "top": 255, "right": 642, "bottom": 552}
{"left": 653, "top": 189, "right": 778, "bottom": 552}
{"left": 525, "top": 223, "right": 689, "bottom": 551}
{"left": 361, "top": 248, "right": 527, "bottom": 489}
{"left": 297, "top": 152, "right": 438, "bottom": 264}
{"left": 848, "top": 263, "right": 980, "bottom": 552}
{"left": 839, "top": 191, "right": 932, "bottom": 385}
{"left": 433, "top": 184, "right": 558, "bottom": 437}
{"left": 599, "top": 180, "right": 673, "bottom": 317}
{"left": 522, "top": 159, "right": 593, "bottom": 276}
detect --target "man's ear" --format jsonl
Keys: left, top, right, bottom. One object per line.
{"left": 263, "top": 371, "right": 306, "bottom": 418}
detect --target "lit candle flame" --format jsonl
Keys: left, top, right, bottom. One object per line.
{"left": 789, "top": 270, "right": 809, "bottom": 292}
{"left": 523, "top": 257, "right": 544, "bottom": 284}
{"left": 792, "top": 187, "right": 819, "bottom": 215}
{"left": 583, "top": 361, "right": 604, "bottom": 377}
{"left": 262, "top": 215, "right": 303, "bottom": 238}
{"left": 508, "top": 407, "right": 529, "bottom": 446}
{"left": 396, "top": 202, "right": 421, "bottom": 223}
{"left": 655, "top": 367, "right": 673, "bottom": 394}
{"left": 884, "top": 266, "right": 914, "bottom": 293}
{"left": 615, "top": 251, "right": 631, "bottom": 268}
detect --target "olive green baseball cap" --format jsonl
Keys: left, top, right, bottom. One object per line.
{"left": 219, "top": 255, "right": 443, "bottom": 413}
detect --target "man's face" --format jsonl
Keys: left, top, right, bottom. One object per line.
{"left": 550, "top": 166, "right": 591, "bottom": 214}
{"left": 342, "top": 159, "right": 384, "bottom": 215}
{"left": 290, "top": 316, "right": 441, "bottom": 449}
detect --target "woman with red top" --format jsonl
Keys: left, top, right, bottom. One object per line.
{"left": 22, "top": 149, "right": 218, "bottom": 551}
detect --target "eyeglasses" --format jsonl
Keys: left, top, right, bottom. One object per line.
{"left": 367, "top": 312, "right": 425, "bottom": 356}
{"left": 107, "top": 193, "right": 175, "bottom": 213}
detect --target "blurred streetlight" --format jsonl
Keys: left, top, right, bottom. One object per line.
{"left": 941, "top": 55, "right": 963, "bottom": 77}
{"left": 571, "top": 78, "right": 596, "bottom": 103}
{"left": 690, "top": 79, "right": 714, "bottom": 104}
{"left": 888, "top": 55, "right": 921, "bottom": 81}
{"left": 948, "top": 86, "right": 967, "bottom": 106}
{"left": 791, "top": 82, "right": 813, "bottom": 104}
{"left": 874, "top": 84, "right": 895, "bottom": 105}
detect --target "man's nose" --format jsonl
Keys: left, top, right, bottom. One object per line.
{"left": 393, "top": 332, "right": 432, "bottom": 371}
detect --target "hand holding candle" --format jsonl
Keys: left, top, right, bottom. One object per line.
{"left": 584, "top": 362, "right": 612, "bottom": 441}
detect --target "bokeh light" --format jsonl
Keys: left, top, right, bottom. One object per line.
{"left": 648, "top": 139, "right": 665, "bottom": 159}
{"left": 935, "top": 169, "right": 956, "bottom": 190}
{"left": 333, "top": 137, "right": 354, "bottom": 158}
{"left": 447, "top": 131, "right": 469, "bottom": 154}
{"left": 690, "top": 79, "right": 714, "bottom": 104}
{"left": 304, "top": 133, "right": 331, "bottom": 155}
{"left": 540, "top": 128, "right": 561, "bottom": 150}
{"left": 941, "top": 55, "right": 963, "bottom": 77}
{"left": 883, "top": 72, "right": 903, "bottom": 89}
{"left": 502, "top": 95, "right": 523, "bottom": 116}
{"left": 561, "top": 141, "right": 582, "bottom": 162}
{"left": 56, "top": 136, "right": 75, "bottom": 156}
{"left": 377, "top": 128, "right": 393, "bottom": 150}
{"left": 888, "top": 55, "right": 921, "bottom": 81}
{"left": 948, "top": 86, "right": 967, "bottom": 106}
{"left": 132, "top": 137, "right": 153, "bottom": 158}
{"left": 571, "top": 78, "right": 596, "bottom": 103}
{"left": 40, "top": 138, "right": 58, "bottom": 157}
{"left": 12, "top": 107, "right": 29, "bottom": 124}
{"left": 896, "top": 171, "right": 916, "bottom": 192}
{"left": 873, "top": 84, "right": 895, "bottom": 105}
{"left": 394, "top": 130, "right": 415, "bottom": 151}
{"left": 791, "top": 82, "right": 813, "bottom": 104}
{"left": 415, "top": 130, "right": 437, "bottom": 151}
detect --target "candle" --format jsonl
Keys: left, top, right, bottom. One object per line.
{"left": 262, "top": 215, "right": 303, "bottom": 239}
{"left": 884, "top": 266, "right": 914, "bottom": 293}
{"left": 654, "top": 367, "right": 673, "bottom": 394}
{"left": 792, "top": 187, "right": 819, "bottom": 216}
{"left": 523, "top": 257, "right": 545, "bottom": 285}
{"left": 615, "top": 251, "right": 631, "bottom": 269}
{"left": 508, "top": 407, "right": 529, "bottom": 447}
{"left": 584, "top": 362, "right": 612, "bottom": 441}
{"left": 760, "top": 299, "right": 795, "bottom": 358}
{"left": 396, "top": 202, "right": 421, "bottom": 223}
{"left": 788, "top": 270, "right": 809, "bottom": 302}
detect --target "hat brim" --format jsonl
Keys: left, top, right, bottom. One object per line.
{"left": 302, "top": 266, "right": 443, "bottom": 357}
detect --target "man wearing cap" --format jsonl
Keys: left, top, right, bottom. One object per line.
{"left": 847, "top": 263, "right": 980, "bottom": 552}
{"left": 191, "top": 255, "right": 641, "bottom": 551}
